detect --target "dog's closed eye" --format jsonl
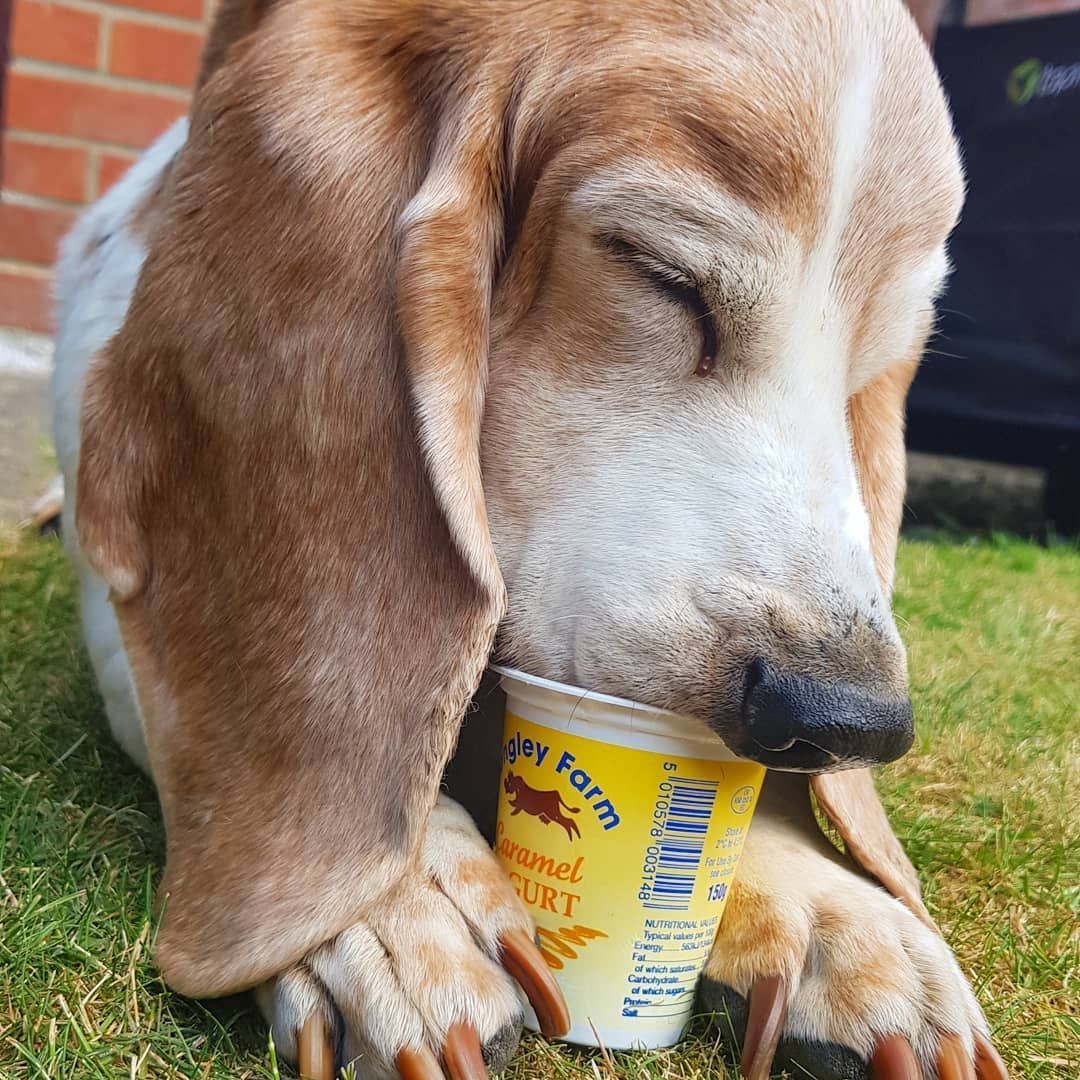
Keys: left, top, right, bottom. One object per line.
{"left": 602, "top": 234, "right": 718, "bottom": 376}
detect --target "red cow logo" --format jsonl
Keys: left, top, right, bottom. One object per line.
{"left": 504, "top": 770, "right": 581, "bottom": 841}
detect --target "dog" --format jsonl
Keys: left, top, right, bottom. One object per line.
{"left": 51, "top": 0, "right": 1011, "bottom": 1077}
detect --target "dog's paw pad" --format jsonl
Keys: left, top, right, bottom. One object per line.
{"left": 774, "top": 1036, "right": 867, "bottom": 1080}
{"left": 480, "top": 1019, "right": 522, "bottom": 1072}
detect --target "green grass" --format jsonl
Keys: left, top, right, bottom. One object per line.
{"left": 1, "top": 528, "right": 1076, "bottom": 1078}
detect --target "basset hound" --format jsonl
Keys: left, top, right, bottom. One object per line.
{"left": 51, "top": 0, "right": 1009, "bottom": 1077}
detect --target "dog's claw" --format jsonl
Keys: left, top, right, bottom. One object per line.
{"left": 974, "top": 1033, "right": 1009, "bottom": 1080}
{"left": 397, "top": 1045, "right": 447, "bottom": 1080}
{"left": 498, "top": 928, "right": 571, "bottom": 1038}
{"left": 870, "top": 1034, "right": 921, "bottom": 1079}
{"left": 442, "top": 1023, "right": 488, "bottom": 1080}
{"left": 296, "top": 1013, "right": 335, "bottom": 1080}
{"left": 739, "top": 975, "right": 787, "bottom": 1080}
{"left": 937, "top": 1034, "right": 976, "bottom": 1080}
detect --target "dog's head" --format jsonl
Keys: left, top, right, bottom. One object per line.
{"left": 478, "top": 2, "right": 963, "bottom": 769}
{"left": 77, "top": 0, "right": 961, "bottom": 993}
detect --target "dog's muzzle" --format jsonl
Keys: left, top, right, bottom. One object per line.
{"left": 726, "top": 657, "right": 915, "bottom": 771}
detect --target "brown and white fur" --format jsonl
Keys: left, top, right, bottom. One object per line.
{"left": 52, "top": 1, "right": 1009, "bottom": 1077}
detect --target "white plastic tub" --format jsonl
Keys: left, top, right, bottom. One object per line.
{"left": 492, "top": 666, "right": 765, "bottom": 1049}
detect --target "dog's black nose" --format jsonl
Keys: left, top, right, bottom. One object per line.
{"left": 736, "top": 658, "right": 914, "bottom": 770}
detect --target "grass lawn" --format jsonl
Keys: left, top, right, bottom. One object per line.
{"left": 1, "top": 527, "right": 1076, "bottom": 1079}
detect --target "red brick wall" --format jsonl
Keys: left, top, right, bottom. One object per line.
{"left": 1, "top": 0, "right": 209, "bottom": 332}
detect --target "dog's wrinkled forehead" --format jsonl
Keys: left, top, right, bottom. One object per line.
{"left": 505, "top": 1, "right": 963, "bottom": 367}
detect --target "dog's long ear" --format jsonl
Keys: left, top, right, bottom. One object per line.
{"left": 810, "top": 359, "right": 937, "bottom": 931}
{"left": 76, "top": 31, "right": 509, "bottom": 996}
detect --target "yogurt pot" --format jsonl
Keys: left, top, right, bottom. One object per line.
{"left": 491, "top": 665, "right": 766, "bottom": 1050}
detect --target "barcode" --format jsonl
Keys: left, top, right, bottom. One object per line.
{"left": 642, "top": 776, "right": 719, "bottom": 911}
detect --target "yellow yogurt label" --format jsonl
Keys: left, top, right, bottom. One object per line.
{"left": 495, "top": 711, "right": 765, "bottom": 1048}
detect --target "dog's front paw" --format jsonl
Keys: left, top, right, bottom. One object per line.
{"left": 698, "top": 780, "right": 1007, "bottom": 1080}
{"left": 255, "top": 796, "right": 568, "bottom": 1079}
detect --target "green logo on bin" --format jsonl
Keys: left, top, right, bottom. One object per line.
{"left": 1007, "top": 59, "right": 1041, "bottom": 106}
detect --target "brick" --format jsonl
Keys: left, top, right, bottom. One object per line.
{"left": 105, "top": 0, "right": 204, "bottom": 22}
{"left": 12, "top": 0, "right": 101, "bottom": 70}
{"left": 2, "top": 137, "right": 88, "bottom": 202}
{"left": 109, "top": 19, "right": 203, "bottom": 88}
{"left": 7, "top": 71, "right": 188, "bottom": 149}
{"left": 97, "top": 150, "right": 139, "bottom": 193}
{"left": 0, "top": 270, "right": 53, "bottom": 333}
{"left": 0, "top": 202, "right": 77, "bottom": 265}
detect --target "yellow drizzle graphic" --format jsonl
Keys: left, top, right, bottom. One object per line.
{"left": 537, "top": 923, "right": 609, "bottom": 970}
